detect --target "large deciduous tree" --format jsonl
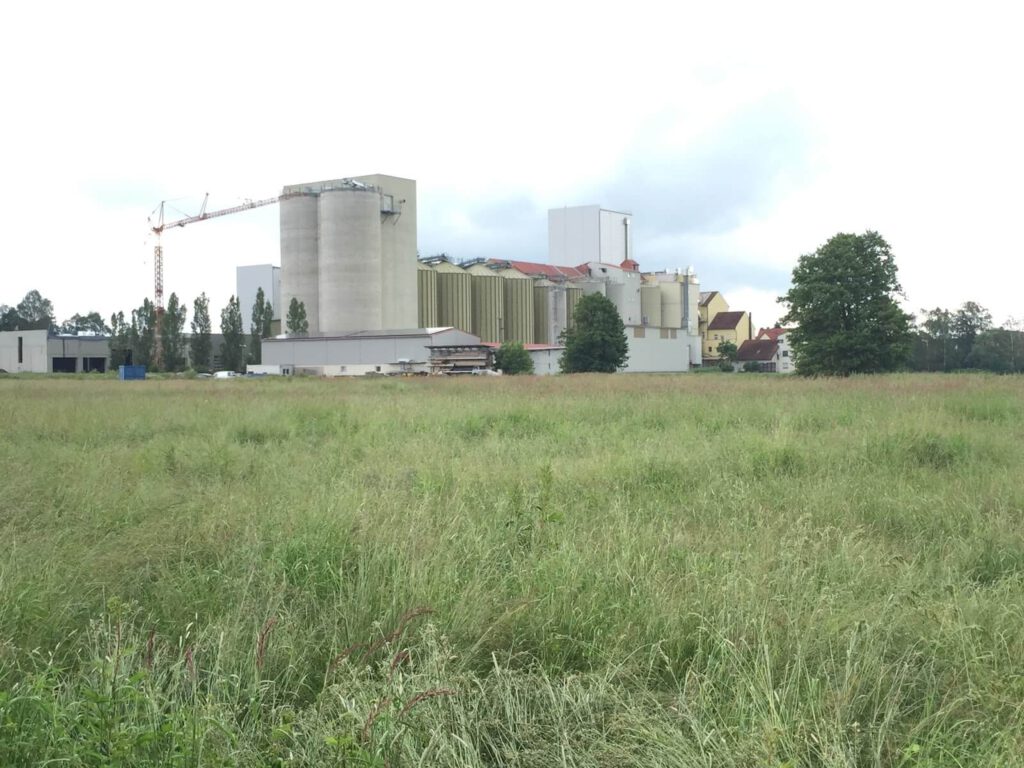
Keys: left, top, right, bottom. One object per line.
{"left": 559, "top": 293, "right": 629, "bottom": 373}
{"left": 160, "top": 293, "right": 188, "bottom": 372}
{"left": 14, "top": 290, "right": 55, "bottom": 331}
{"left": 190, "top": 293, "right": 213, "bottom": 373}
{"left": 779, "top": 231, "right": 912, "bottom": 375}
{"left": 219, "top": 295, "right": 247, "bottom": 373}
{"left": 58, "top": 312, "right": 111, "bottom": 336}
{"left": 249, "top": 287, "right": 274, "bottom": 364}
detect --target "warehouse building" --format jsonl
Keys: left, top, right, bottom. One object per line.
{"left": 261, "top": 327, "right": 478, "bottom": 376}
{"left": 0, "top": 330, "right": 110, "bottom": 373}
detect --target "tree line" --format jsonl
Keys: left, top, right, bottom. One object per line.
{"left": 2, "top": 288, "right": 312, "bottom": 374}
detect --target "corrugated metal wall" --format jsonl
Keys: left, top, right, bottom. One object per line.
{"left": 533, "top": 285, "right": 550, "bottom": 344}
{"left": 471, "top": 274, "right": 504, "bottom": 342}
{"left": 417, "top": 264, "right": 438, "bottom": 327}
{"left": 566, "top": 287, "right": 583, "bottom": 330}
{"left": 502, "top": 273, "right": 535, "bottom": 344}
{"left": 434, "top": 262, "right": 473, "bottom": 332}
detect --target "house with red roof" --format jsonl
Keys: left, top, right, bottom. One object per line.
{"left": 755, "top": 327, "right": 796, "bottom": 373}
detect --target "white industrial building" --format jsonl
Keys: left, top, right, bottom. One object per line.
{"left": 261, "top": 327, "right": 478, "bottom": 376}
{"left": 548, "top": 205, "right": 633, "bottom": 267}
{"left": 280, "top": 175, "right": 417, "bottom": 335}
{"left": 0, "top": 330, "right": 110, "bottom": 373}
{"left": 236, "top": 264, "right": 281, "bottom": 334}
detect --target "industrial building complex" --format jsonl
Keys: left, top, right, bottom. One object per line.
{"left": 1, "top": 174, "right": 765, "bottom": 376}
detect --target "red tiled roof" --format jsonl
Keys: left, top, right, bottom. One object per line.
{"left": 487, "top": 259, "right": 589, "bottom": 280}
{"left": 756, "top": 327, "right": 794, "bottom": 342}
{"left": 736, "top": 339, "right": 779, "bottom": 361}
{"left": 708, "top": 310, "right": 747, "bottom": 330}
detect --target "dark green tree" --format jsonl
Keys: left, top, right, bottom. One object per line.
{"left": 109, "top": 311, "right": 132, "bottom": 368}
{"left": 779, "top": 231, "right": 912, "bottom": 375}
{"left": 952, "top": 301, "right": 992, "bottom": 368}
{"left": 160, "top": 293, "right": 188, "bottom": 372}
{"left": 559, "top": 293, "right": 629, "bottom": 373}
{"left": 219, "top": 295, "right": 247, "bottom": 373}
{"left": 0, "top": 305, "right": 19, "bottom": 331}
{"left": 131, "top": 299, "right": 158, "bottom": 369}
{"left": 15, "top": 290, "right": 55, "bottom": 331}
{"left": 966, "top": 328, "right": 1024, "bottom": 373}
{"left": 58, "top": 311, "right": 111, "bottom": 335}
{"left": 190, "top": 293, "right": 213, "bottom": 373}
{"left": 249, "top": 287, "right": 274, "bottom": 364}
{"left": 494, "top": 341, "right": 534, "bottom": 375}
{"left": 286, "top": 297, "right": 309, "bottom": 336}
{"left": 716, "top": 340, "right": 738, "bottom": 362}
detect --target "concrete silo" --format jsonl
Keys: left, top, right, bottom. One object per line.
{"left": 318, "top": 187, "right": 383, "bottom": 332}
{"left": 279, "top": 193, "right": 320, "bottom": 334}
{"left": 279, "top": 176, "right": 418, "bottom": 335}
{"left": 566, "top": 286, "right": 583, "bottom": 330}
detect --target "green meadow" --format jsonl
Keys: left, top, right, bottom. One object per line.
{"left": 1, "top": 373, "right": 1022, "bottom": 766}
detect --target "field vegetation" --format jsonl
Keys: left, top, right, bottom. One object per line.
{"left": 1, "top": 373, "right": 1022, "bottom": 766}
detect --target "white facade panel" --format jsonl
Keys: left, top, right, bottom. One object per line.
{"left": 598, "top": 208, "right": 632, "bottom": 264}
{"left": 548, "top": 205, "right": 600, "bottom": 267}
{"left": 623, "top": 328, "right": 692, "bottom": 373}
{"left": 0, "top": 330, "right": 48, "bottom": 372}
{"left": 528, "top": 347, "right": 563, "bottom": 375}
{"left": 236, "top": 264, "right": 281, "bottom": 333}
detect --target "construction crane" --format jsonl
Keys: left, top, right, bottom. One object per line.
{"left": 148, "top": 192, "right": 292, "bottom": 312}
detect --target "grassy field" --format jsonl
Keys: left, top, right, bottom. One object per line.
{"left": 1, "top": 373, "right": 1022, "bottom": 766}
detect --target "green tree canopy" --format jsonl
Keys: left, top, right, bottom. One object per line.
{"left": 494, "top": 341, "right": 534, "bottom": 375}
{"left": 160, "top": 293, "right": 188, "bottom": 372}
{"left": 286, "top": 298, "right": 309, "bottom": 336}
{"left": 559, "top": 293, "right": 628, "bottom": 373}
{"left": 779, "top": 231, "right": 912, "bottom": 375}
{"left": 58, "top": 312, "right": 111, "bottom": 336}
{"left": 131, "top": 299, "right": 158, "bottom": 369}
{"left": 249, "top": 287, "right": 274, "bottom": 364}
{"left": 190, "top": 293, "right": 213, "bottom": 373}
{"left": 716, "top": 340, "right": 738, "bottom": 362}
{"left": 12, "top": 290, "right": 55, "bottom": 331}
{"left": 219, "top": 295, "right": 247, "bottom": 373}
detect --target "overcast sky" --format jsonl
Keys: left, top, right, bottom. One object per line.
{"left": 2, "top": 1, "right": 1021, "bottom": 330}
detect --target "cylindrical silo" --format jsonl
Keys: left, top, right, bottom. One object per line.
{"left": 467, "top": 264, "right": 504, "bottom": 342}
{"left": 500, "top": 270, "right": 534, "bottom": 344}
{"left": 417, "top": 262, "right": 438, "bottom": 327}
{"left": 533, "top": 281, "right": 551, "bottom": 344}
{"left": 318, "top": 189, "right": 382, "bottom": 333}
{"left": 279, "top": 194, "right": 319, "bottom": 334}
{"left": 435, "top": 261, "right": 473, "bottom": 332}
{"left": 566, "top": 286, "right": 584, "bottom": 330}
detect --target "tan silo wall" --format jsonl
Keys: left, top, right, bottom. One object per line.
{"left": 434, "top": 262, "right": 473, "bottom": 332}
{"left": 471, "top": 274, "right": 505, "bottom": 342}
{"left": 641, "top": 285, "right": 662, "bottom": 327}
{"left": 502, "top": 274, "right": 535, "bottom": 344}
{"left": 533, "top": 285, "right": 550, "bottom": 344}
{"left": 417, "top": 264, "right": 438, "bottom": 328}
{"left": 566, "top": 287, "right": 584, "bottom": 330}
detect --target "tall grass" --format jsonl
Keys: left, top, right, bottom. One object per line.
{"left": 1, "top": 373, "right": 1022, "bottom": 765}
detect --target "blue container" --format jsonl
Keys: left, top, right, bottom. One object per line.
{"left": 118, "top": 365, "right": 146, "bottom": 381}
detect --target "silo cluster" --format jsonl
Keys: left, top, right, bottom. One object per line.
{"left": 279, "top": 176, "right": 417, "bottom": 335}
{"left": 416, "top": 260, "right": 582, "bottom": 345}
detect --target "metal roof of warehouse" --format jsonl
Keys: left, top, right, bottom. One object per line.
{"left": 266, "top": 327, "right": 462, "bottom": 342}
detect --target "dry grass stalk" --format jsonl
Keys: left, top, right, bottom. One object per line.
{"left": 360, "top": 607, "right": 433, "bottom": 663}
{"left": 256, "top": 616, "right": 277, "bottom": 671}
{"left": 398, "top": 688, "right": 457, "bottom": 718}
{"left": 360, "top": 696, "right": 392, "bottom": 743}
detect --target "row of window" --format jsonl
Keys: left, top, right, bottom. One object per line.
{"left": 633, "top": 327, "right": 678, "bottom": 339}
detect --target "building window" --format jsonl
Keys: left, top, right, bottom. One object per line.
{"left": 633, "top": 327, "right": 645, "bottom": 338}
{"left": 782, "top": 350, "right": 789, "bottom": 357}
{"left": 17, "top": 336, "right": 23, "bottom": 364}
{"left": 670, "top": 329, "right": 677, "bottom": 339}
{"left": 660, "top": 328, "right": 669, "bottom": 339}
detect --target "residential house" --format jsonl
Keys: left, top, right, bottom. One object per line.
{"left": 755, "top": 327, "right": 796, "bottom": 373}
{"left": 734, "top": 338, "right": 783, "bottom": 372}
{"left": 704, "top": 310, "right": 753, "bottom": 364}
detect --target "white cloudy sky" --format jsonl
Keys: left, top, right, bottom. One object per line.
{"left": 2, "top": 0, "right": 1021, "bottom": 330}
